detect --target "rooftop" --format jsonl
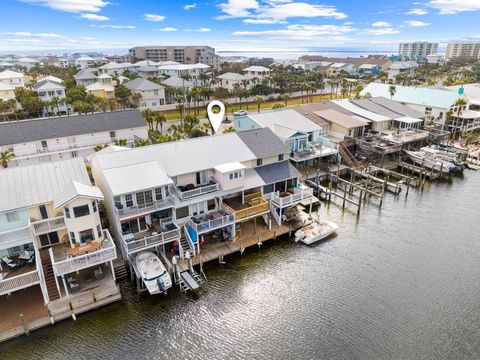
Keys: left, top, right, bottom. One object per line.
{"left": 242, "top": 66, "right": 270, "bottom": 72}
{"left": 53, "top": 180, "right": 104, "bottom": 209}
{"left": 314, "top": 109, "right": 367, "bottom": 129}
{"left": 218, "top": 72, "right": 248, "bottom": 81}
{"left": 124, "top": 78, "right": 164, "bottom": 91}
{"left": 0, "top": 70, "right": 24, "bottom": 79}
{"left": 161, "top": 76, "right": 194, "bottom": 88}
{"left": 332, "top": 99, "right": 391, "bottom": 123}
{"left": 237, "top": 127, "right": 289, "bottom": 158}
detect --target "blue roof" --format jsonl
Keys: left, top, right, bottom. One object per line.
{"left": 360, "top": 83, "right": 460, "bottom": 109}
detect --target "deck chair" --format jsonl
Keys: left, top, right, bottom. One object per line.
{"left": 2, "top": 256, "right": 18, "bottom": 269}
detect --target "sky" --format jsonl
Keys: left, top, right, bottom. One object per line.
{"left": 0, "top": 0, "right": 479, "bottom": 54}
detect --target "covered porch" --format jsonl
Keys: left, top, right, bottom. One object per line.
{"left": 223, "top": 192, "right": 270, "bottom": 222}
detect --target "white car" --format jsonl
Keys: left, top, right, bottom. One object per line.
{"left": 233, "top": 110, "right": 248, "bottom": 116}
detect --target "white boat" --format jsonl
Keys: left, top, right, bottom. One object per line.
{"left": 404, "top": 150, "right": 462, "bottom": 174}
{"left": 295, "top": 220, "right": 339, "bottom": 245}
{"left": 135, "top": 252, "right": 172, "bottom": 295}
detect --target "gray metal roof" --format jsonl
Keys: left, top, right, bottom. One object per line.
{"left": 254, "top": 161, "right": 301, "bottom": 185}
{"left": 74, "top": 69, "right": 97, "bottom": 80}
{"left": 124, "top": 78, "right": 164, "bottom": 91}
{"left": 0, "top": 110, "right": 146, "bottom": 146}
{"left": 0, "top": 158, "right": 91, "bottom": 212}
{"left": 237, "top": 128, "right": 289, "bottom": 159}
{"left": 351, "top": 99, "right": 404, "bottom": 119}
{"left": 370, "top": 97, "right": 425, "bottom": 118}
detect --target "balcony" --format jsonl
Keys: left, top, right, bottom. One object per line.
{"left": 49, "top": 230, "right": 117, "bottom": 277}
{"left": 120, "top": 218, "right": 181, "bottom": 255}
{"left": 0, "top": 226, "right": 33, "bottom": 249}
{"left": 271, "top": 187, "right": 314, "bottom": 209}
{"left": 223, "top": 193, "right": 270, "bottom": 222}
{"left": 187, "top": 208, "right": 235, "bottom": 235}
{"left": 290, "top": 143, "right": 338, "bottom": 162}
{"left": 115, "top": 197, "right": 175, "bottom": 218}
{"left": 31, "top": 216, "right": 66, "bottom": 235}
{"left": 175, "top": 179, "right": 219, "bottom": 201}
{"left": 0, "top": 269, "right": 41, "bottom": 297}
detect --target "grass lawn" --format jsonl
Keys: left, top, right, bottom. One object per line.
{"left": 161, "top": 93, "right": 335, "bottom": 121}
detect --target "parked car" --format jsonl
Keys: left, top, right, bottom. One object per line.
{"left": 233, "top": 110, "right": 248, "bottom": 117}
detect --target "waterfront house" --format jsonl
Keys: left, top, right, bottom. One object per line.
{"left": 0, "top": 158, "right": 118, "bottom": 325}
{"left": 0, "top": 70, "right": 25, "bottom": 88}
{"left": 241, "top": 66, "right": 270, "bottom": 80}
{"left": 32, "top": 78, "right": 69, "bottom": 116}
{"left": 313, "top": 108, "right": 367, "bottom": 139}
{"left": 331, "top": 99, "right": 392, "bottom": 132}
{"left": 74, "top": 69, "right": 98, "bottom": 87}
{"left": 0, "top": 110, "right": 148, "bottom": 167}
{"left": 124, "top": 78, "right": 166, "bottom": 109}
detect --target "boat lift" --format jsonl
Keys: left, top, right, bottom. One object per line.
{"left": 172, "top": 252, "right": 205, "bottom": 292}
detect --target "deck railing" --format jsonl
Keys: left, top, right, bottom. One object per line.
{"left": 115, "top": 197, "right": 175, "bottom": 218}
{"left": 32, "top": 216, "right": 66, "bottom": 235}
{"left": 0, "top": 270, "right": 40, "bottom": 296}
{"left": 271, "top": 188, "right": 313, "bottom": 208}
{"left": 175, "top": 180, "right": 219, "bottom": 200}
{"left": 120, "top": 225, "right": 181, "bottom": 254}
{"left": 224, "top": 196, "right": 270, "bottom": 222}
{"left": 188, "top": 209, "right": 235, "bottom": 235}
{"left": 50, "top": 230, "right": 117, "bottom": 276}
{"left": 290, "top": 144, "right": 337, "bottom": 162}
{"left": 0, "top": 226, "right": 33, "bottom": 249}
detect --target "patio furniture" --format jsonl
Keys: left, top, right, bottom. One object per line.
{"left": 27, "top": 254, "right": 36, "bottom": 265}
{"left": 84, "top": 273, "right": 93, "bottom": 284}
{"left": 2, "top": 256, "right": 18, "bottom": 269}
{"left": 185, "top": 184, "right": 195, "bottom": 191}
{"left": 18, "top": 250, "right": 34, "bottom": 261}
{"left": 93, "top": 267, "right": 104, "bottom": 280}
{"left": 0, "top": 272, "right": 5, "bottom": 280}
{"left": 69, "top": 281, "right": 80, "bottom": 293}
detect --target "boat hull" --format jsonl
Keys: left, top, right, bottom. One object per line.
{"left": 295, "top": 221, "right": 339, "bottom": 245}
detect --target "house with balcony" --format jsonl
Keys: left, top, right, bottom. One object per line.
{"left": 241, "top": 66, "right": 270, "bottom": 80}
{"left": 98, "top": 62, "right": 135, "bottom": 77}
{"left": 32, "top": 78, "right": 69, "bottom": 116}
{"left": 158, "top": 63, "right": 210, "bottom": 86}
{"left": 0, "top": 158, "right": 118, "bottom": 324}
{"left": 216, "top": 72, "right": 251, "bottom": 91}
{"left": 91, "top": 128, "right": 310, "bottom": 268}
{"left": 74, "top": 56, "right": 95, "bottom": 69}
{"left": 124, "top": 78, "right": 166, "bottom": 109}
{"left": 74, "top": 69, "right": 98, "bottom": 87}
{"left": 0, "top": 69, "right": 25, "bottom": 88}
{"left": 0, "top": 110, "right": 148, "bottom": 168}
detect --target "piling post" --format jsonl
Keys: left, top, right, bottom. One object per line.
{"left": 379, "top": 184, "right": 385, "bottom": 208}
{"left": 342, "top": 182, "right": 347, "bottom": 210}
{"left": 20, "top": 314, "right": 29, "bottom": 336}
{"left": 406, "top": 177, "right": 411, "bottom": 198}
{"left": 357, "top": 189, "right": 363, "bottom": 217}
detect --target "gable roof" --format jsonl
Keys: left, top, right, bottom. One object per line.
{"left": 218, "top": 72, "right": 248, "bottom": 81}
{"left": 332, "top": 99, "right": 391, "bottom": 123}
{"left": 86, "top": 82, "right": 114, "bottom": 91}
{"left": 0, "top": 158, "right": 91, "bottom": 212}
{"left": 369, "top": 97, "right": 425, "bottom": 118}
{"left": 161, "top": 76, "right": 194, "bottom": 88}
{"left": 361, "top": 83, "right": 460, "bottom": 109}
{"left": 255, "top": 161, "right": 301, "bottom": 185}
{"left": 33, "top": 79, "right": 65, "bottom": 91}
{"left": 314, "top": 109, "right": 367, "bottom": 129}
{"left": 124, "top": 78, "right": 164, "bottom": 91}
{"left": 0, "top": 110, "right": 146, "bottom": 146}
{"left": 53, "top": 180, "right": 104, "bottom": 209}
{"left": 242, "top": 66, "right": 270, "bottom": 72}
{"left": 74, "top": 69, "right": 97, "bottom": 80}
{"left": 237, "top": 127, "right": 289, "bottom": 158}
{"left": 0, "top": 70, "right": 24, "bottom": 79}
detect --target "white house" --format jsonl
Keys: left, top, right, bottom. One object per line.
{"left": 74, "top": 56, "right": 95, "bottom": 69}
{"left": 0, "top": 69, "right": 25, "bottom": 87}
{"left": 74, "top": 69, "right": 98, "bottom": 87}
{"left": 241, "top": 66, "right": 270, "bottom": 79}
{"left": 18, "top": 57, "right": 39, "bottom": 69}
{"left": 98, "top": 62, "right": 135, "bottom": 76}
{"left": 0, "top": 110, "right": 148, "bottom": 167}
{"left": 157, "top": 63, "right": 210, "bottom": 85}
{"left": 388, "top": 61, "right": 419, "bottom": 80}
{"left": 217, "top": 72, "right": 251, "bottom": 91}
{"left": 124, "top": 78, "right": 166, "bottom": 108}
{"left": 32, "top": 78, "right": 69, "bottom": 116}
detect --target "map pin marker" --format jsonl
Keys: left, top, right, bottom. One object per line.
{"left": 207, "top": 100, "right": 225, "bottom": 134}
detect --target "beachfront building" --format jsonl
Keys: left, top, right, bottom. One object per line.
{"left": 124, "top": 78, "right": 166, "bottom": 109}
{"left": 129, "top": 46, "right": 221, "bottom": 68}
{"left": 0, "top": 110, "right": 148, "bottom": 167}
{"left": 32, "top": 78, "right": 69, "bottom": 116}
{"left": 446, "top": 42, "right": 480, "bottom": 59}
{"left": 0, "top": 158, "right": 118, "bottom": 328}
{"left": 90, "top": 128, "right": 312, "bottom": 268}
{"left": 216, "top": 72, "right": 251, "bottom": 91}
{"left": 241, "top": 66, "right": 270, "bottom": 80}
{"left": 399, "top": 42, "right": 438, "bottom": 59}
{"left": 74, "top": 69, "right": 98, "bottom": 87}
{"left": 0, "top": 70, "right": 25, "bottom": 88}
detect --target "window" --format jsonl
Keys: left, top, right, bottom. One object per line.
{"left": 96, "top": 225, "right": 102, "bottom": 239}
{"left": 70, "top": 232, "right": 76, "bottom": 243}
{"left": 256, "top": 158, "right": 263, "bottom": 166}
{"left": 79, "top": 229, "right": 94, "bottom": 243}
{"left": 207, "top": 199, "right": 216, "bottom": 211}
{"left": 136, "top": 191, "right": 153, "bottom": 207}
{"left": 155, "top": 188, "right": 163, "bottom": 201}
{"left": 73, "top": 204, "right": 90, "bottom": 218}
{"left": 263, "top": 184, "right": 274, "bottom": 194}
{"left": 92, "top": 201, "right": 97, "bottom": 213}
{"left": 39, "top": 205, "right": 48, "bottom": 219}
{"left": 176, "top": 206, "right": 189, "bottom": 219}
{"left": 39, "top": 232, "right": 60, "bottom": 247}
{"left": 125, "top": 194, "right": 133, "bottom": 207}
{"left": 41, "top": 140, "right": 48, "bottom": 149}
{"left": 6, "top": 211, "right": 19, "bottom": 222}
{"left": 109, "top": 131, "right": 116, "bottom": 140}
{"left": 114, "top": 196, "right": 122, "bottom": 209}
{"left": 71, "top": 151, "right": 78, "bottom": 157}
{"left": 234, "top": 172, "right": 239, "bottom": 179}
{"left": 65, "top": 208, "right": 70, "bottom": 218}
{"left": 278, "top": 154, "right": 284, "bottom": 161}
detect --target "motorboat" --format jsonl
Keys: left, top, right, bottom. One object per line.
{"left": 135, "top": 251, "right": 172, "bottom": 295}
{"left": 295, "top": 220, "right": 339, "bottom": 245}
{"left": 404, "top": 150, "right": 463, "bottom": 174}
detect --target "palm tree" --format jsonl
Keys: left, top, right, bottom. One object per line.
{"left": 282, "top": 94, "right": 291, "bottom": 108}
{"left": 388, "top": 85, "right": 396, "bottom": 100}
{"left": 223, "top": 126, "right": 235, "bottom": 133}
{"left": 115, "top": 139, "right": 128, "bottom": 146}
{"left": 136, "top": 139, "right": 152, "bottom": 147}
{"left": 452, "top": 98, "right": 468, "bottom": 138}
{"left": 255, "top": 96, "right": 265, "bottom": 113}
{"left": 94, "top": 144, "right": 108, "bottom": 152}
{"left": 142, "top": 108, "right": 155, "bottom": 131}
{"left": 155, "top": 112, "right": 167, "bottom": 133}
{"left": 202, "top": 122, "right": 212, "bottom": 135}
{"left": 0, "top": 150, "right": 15, "bottom": 168}
{"left": 50, "top": 96, "right": 60, "bottom": 115}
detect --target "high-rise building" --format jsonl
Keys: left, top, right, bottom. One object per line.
{"left": 446, "top": 42, "right": 480, "bottom": 59}
{"left": 398, "top": 42, "right": 438, "bottom": 58}
{"left": 129, "top": 46, "right": 221, "bottom": 68}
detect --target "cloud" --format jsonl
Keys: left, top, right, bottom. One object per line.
{"left": 80, "top": 13, "right": 109, "bottom": 21}
{"left": 184, "top": 3, "right": 196, "bottom": 10}
{"left": 20, "top": 0, "right": 109, "bottom": 13}
{"left": 0, "top": 31, "right": 65, "bottom": 38}
{"left": 186, "top": 28, "right": 211, "bottom": 32}
{"left": 403, "top": 20, "right": 431, "bottom": 27}
{"left": 233, "top": 24, "right": 355, "bottom": 40}
{"left": 157, "top": 27, "right": 178, "bottom": 32}
{"left": 144, "top": 14, "right": 166, "bottom": 22}
{"left": 243, "top": 18, "right": 286, "bottom": 24}
{"left": 361, "top": 27, "right": 400, "bottom": 35}
{"left": 256, "top": 2, "right": 347, "bottom": 20}
{"left": 406, "top": 8, "right": 428, "bottom": 15}
{"left": 428, "top": 0, "right": 480, "bottom": 14}
{"left": 372, "top": 21, "right": 390, "bottom": 27}
{"left": 218, "top": 0, "right": 259, "bottom": 18}
{"left": 91, "top": 24, "right": 136, "bottom": 29}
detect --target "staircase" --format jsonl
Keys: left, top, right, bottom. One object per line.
{"left": 113, "top": 260, "right": 128, "bottom": 280}
{"left": 339, "top": 141, "right": 359, "bottom": 167}
{"left": 40, "top": 250, "right": 60, "bottom": 301}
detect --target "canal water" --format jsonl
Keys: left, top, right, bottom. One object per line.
{"left": 2, "top": 172, "right": 480, "bottom": 360}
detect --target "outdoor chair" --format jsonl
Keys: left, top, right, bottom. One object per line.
{"left": 18, "top": 250, "right": 34, "bottom": 261}
{"left": 84, "top": 273, "right": 93, "bottom": 284}
{"left": 2, "top": 256, "right": 18, "bottom": 269}
{"left": 94, "top": 267, "right": 104, "bottom": 280}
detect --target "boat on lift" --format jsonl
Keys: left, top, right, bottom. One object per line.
{"left": 404, "top": 149, "right": 464, "bottom": 174}
{"left": 135, "top": 251, "right": 172, "bottom": 295}
{"left": 295, "top": 220, "right": 339, "bottom": 245}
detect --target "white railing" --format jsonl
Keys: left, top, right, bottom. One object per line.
{"left": 0, "top": 270, "right": 40, "bottom": 296}
{"left": 50, "top": 230, "right": 117, "bottom": 276}
{"left": 271, "top": 188, "right": 314, "bottom": 208}
{"left": 187, "top": 210, "right": 235, "bottom": 235}
{"left": 183, "top": 225, "right": 197, "bottom": 256}
{"left": 120, "top": 225, "right": 181, "bottom": 254}
{"left": 13, "top": 136, "right": 135, "bottom": 158}
{"left": 32, "top": 216, "right": 66, "bottom": 235}
{"left": 175, "top": 180, "right": 219, "bottom": 200}
{"left": 290, "top": 143, "right": 338, "bottom": 162}
{"left": 115, "top": 197, "right": 175, "bottom": 218}
{"left": 0, "top": 226, "right": 33, "bottom": 249}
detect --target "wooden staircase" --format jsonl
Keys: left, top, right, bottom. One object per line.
{"left": 40, "top": 249, "right": 60, "bottom": 301}
{"left": 339, "top": 141, "right": 359, "bottom": 167}
{"left": 113, "top": 260, "right": 128, "bottom": 280}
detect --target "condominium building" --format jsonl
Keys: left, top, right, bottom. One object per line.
{"left": 398, "top": 42, "right": 438, "bottom": 59}
{"left": 0, "top": 110, "right": 148, "bottom": 167}
{"left": 129, "top": 46, "right": 221, "bottom": 68}
{"left": 446, "top": 42, "right": 480, "bottom": 59}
